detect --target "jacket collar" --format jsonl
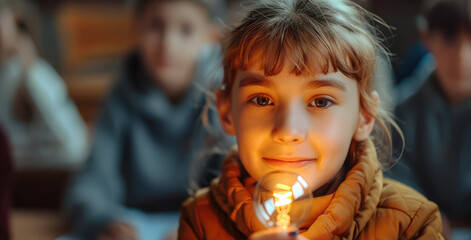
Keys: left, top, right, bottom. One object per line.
{"left": 209, "top": 139, "right": 383, "bottom": 238}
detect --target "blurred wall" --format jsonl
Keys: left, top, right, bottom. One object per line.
{"left": 30, "top": 0, "right": 424, "bottom": 73}
{"left": 371, "top": 0, "right": 423, "bottom": 62}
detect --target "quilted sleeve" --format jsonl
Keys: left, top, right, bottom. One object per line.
{"left": 178, "top": 196, "right": 201, "bottom": 240}
{"left": 403, "top": 200, "right": 444, "bottom": 240}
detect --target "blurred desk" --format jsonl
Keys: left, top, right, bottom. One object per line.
{"left": 11, "top": 209, "right": 65, "bottom": 240}
{"left": 11, "top": 168, "right": 74, "bottom": 239}
{"left": 12, "top": 168, "right": 74, "bottom": 210}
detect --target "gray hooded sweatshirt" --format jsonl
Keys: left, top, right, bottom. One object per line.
{"left": 64, "top": 45, "right": 231, "bottom": 239}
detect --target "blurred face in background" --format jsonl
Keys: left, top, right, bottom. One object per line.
{"left": 423, "top": 28, "right": 471, "bottom": 104}
{"left": 137, "top": 0, "right": 212, "bottom": 101}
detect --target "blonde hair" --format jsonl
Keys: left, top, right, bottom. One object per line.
{"left": 220, "top": 0, "right": 403, "bottom": 166}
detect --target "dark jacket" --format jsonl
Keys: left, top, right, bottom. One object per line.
{"left": 387, "top": 73, "right": 471, "bottom": 220}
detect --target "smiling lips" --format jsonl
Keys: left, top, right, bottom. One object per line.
{"left": 263, "top": 157, "right": 316, "bottom": 168}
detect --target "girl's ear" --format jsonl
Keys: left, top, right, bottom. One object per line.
{"left": 216, "top": 89, "right": 236, "bottom": 136}
{"left": 353, "top": 91, "right": 379, "bottom": 141}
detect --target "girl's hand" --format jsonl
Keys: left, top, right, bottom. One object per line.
{"left": 249, "top": 228, "right": 308, "bottom": 240}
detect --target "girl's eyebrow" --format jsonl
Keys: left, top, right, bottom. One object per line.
{"left": 239, "top": 75, "right": 273, "bottom": 88}
{"left": 239, "top": 74, "right": 347, "bottom": 91}
{"left": 307, "top": 79, "right": 347, "bottom": 91}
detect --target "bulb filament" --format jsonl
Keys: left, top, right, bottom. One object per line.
{"left": 273, "top": 191, "right": 293, "bottom": 229}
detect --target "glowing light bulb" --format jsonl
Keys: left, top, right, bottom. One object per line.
{"left": 253, "top": 171, "right": 313, "bottom": 230}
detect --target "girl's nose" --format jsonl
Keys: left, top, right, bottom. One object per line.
{"left": 271, "top": 101, "right": 308, "bottom": 144}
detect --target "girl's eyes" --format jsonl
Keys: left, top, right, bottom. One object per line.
{"left": 308, "top": 98, "right": 333, "bottom": 108}
{"left": 249, "top": 95, "right": 334, "bottom": 108}
{"left": 250, "top": 96, "right": 274, "bottom": 106}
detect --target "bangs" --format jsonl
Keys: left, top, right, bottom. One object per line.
{"left": 223, "top": 1, "right": 379, "bottom": 94}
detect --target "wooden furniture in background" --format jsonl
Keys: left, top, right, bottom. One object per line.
{"left": 11, "top": 210, "right": 65, "bottom": 240}
{"left": 56, "top": 2, "right": 136, "bottom": 74}
{"left": 55, "top": 2, "right": 136, "bottom": 124}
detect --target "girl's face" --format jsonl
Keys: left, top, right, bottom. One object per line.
{"left": 217, "top": 65, "right": 376, "bottom": 191}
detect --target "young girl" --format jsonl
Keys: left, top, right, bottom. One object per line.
{"left": 178, "top": 0, "right": 444, "bottom": 239}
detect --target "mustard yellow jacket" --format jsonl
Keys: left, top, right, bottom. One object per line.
{"left": 178, "top": 140, "right": 443, "bottom": 239}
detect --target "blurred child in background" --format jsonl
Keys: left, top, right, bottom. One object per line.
{"left": 387, "top": 0, "right": 471, "bottom": 238}
{"left": 178, "top": 0, "right": 443, "bottom": 239}
{"left": 0, "top": 0, "right": 88, "bottom": 167}
{"left": 63, "top": 0, "right": 230, "bottom": 239}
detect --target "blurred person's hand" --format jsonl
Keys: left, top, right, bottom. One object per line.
{"left": 98, "top": 221, "right": 138, "bottom": 240}
{"left": 249, "top": 228, "right": 308, "bottom": 240}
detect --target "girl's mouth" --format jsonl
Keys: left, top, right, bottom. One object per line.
{"left": 263, "top": 157, "right": 316, "bottom": 168}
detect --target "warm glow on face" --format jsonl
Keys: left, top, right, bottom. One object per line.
{"left": 227, "top": 65, "right": 362, "bottom": 191}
